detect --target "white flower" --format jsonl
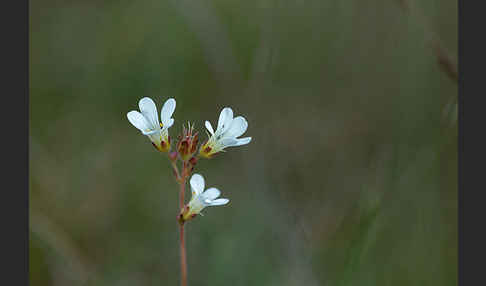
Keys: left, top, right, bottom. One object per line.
{"left": 127, "top": 97, "right": 176, "bottom": 152}
{"left": 199, "top": 107, "right": 252, "bottom": 158}
{"left": 182, "top": 174, "right": 229, "bottom": 221}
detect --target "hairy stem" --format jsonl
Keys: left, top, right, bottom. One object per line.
{"left": 180, "top": 222, "right": 187, "bottom": 286}
{"left": 179, "top": 162, "right": 188, "bottom": 286}
{"left": 179, "top": 162, "right": 186, "bottom": 208}
{"left": 172, "top": 163, "right": 181, "bottom": 182}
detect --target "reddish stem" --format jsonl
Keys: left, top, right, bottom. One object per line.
{"left": 179, "top": 162, "right": 188, "bottom": 286}
{"left": 179, "top": 162, "right": 186, "bottom": 209}
{"left": 180, "top": 222, "right": 187, "bottom": 286}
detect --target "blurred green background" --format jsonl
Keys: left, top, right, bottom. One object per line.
{"left": 29, "top": 0, "right": 457, "bottom": 285}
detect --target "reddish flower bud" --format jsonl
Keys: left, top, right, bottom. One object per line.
{"left": 169, "top": 151, "right": 178, "bottom": 162}
{"left": 189, "top": 156, "right": 198, "bottom": 166}
{"left": 177, "top": 140, "right": 189, "bottom": 155}
{"left": 190, "top": 133, "right": 199, "bottom": 153}
{"left": 177, "top": 122, "right": 199, "bottom": 162}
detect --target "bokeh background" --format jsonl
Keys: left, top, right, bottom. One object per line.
{"left": 29, "top": 0, "right": 457, "bottom": 285}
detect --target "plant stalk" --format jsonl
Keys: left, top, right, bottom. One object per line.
{"left": 179, "top": 222, "right": 187, "bottom": 286}
{"left": 179, "top": 162, "right": 188, "bottom": 286}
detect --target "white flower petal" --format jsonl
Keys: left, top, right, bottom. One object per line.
{"left": 127, "top": 111, "right": 151, "bottom": 132}
{"left": 161, "top": 98, "right": 176, "bottom": 127}
{"left": 190, "top": 174, "right": 205, "bottom": 195}
{"left": 209, "top": 198, "right": 229, "bottom": 206}
{"left": 164, "top": 118, "right": 174, "bottom": 129}
{"left": 205, "top": 120, "right": 215, "bottom": 136}
{"left": 234, "top": 137, "right": 252, "bottom": 146}
{"left": 216, "top": 107, "right": 233, "bottom": 135}
{"left": 142, "top": 129, "right": 159, "bottom": 136}
{"left": 202, "top": 187, "right": 221, "bottom": 201}
{"left": 138, "top": 97, "right": 159, "bottom": 130}
{"left": 219, "top": 137, "right": 239, "bottom": 148}
{"left": 224, "top": 116, "right": 248, "bottom": 138}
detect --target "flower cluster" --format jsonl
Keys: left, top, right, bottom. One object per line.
{"left": 127, "top": 97, "right": 251, "bottom": 223}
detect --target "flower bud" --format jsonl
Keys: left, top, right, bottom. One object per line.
{"left": 189, "top": 156, "right": 198, "bottom": 166}
{"left": 177, "top": 123, "right": 199, "bottom": 162}
{"left": 169, "top": 151, "right": 178, "bottom": 162}
{"left": 178, "top": 141, "right": 189, "bottom": 156}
